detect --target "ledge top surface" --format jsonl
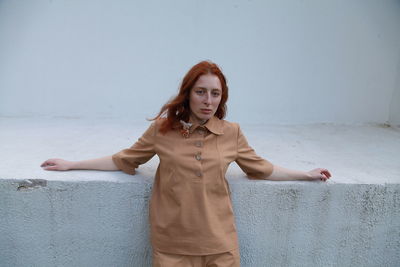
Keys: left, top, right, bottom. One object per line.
{"left": 1, "top": 117, "right": 399, "bottom": 184}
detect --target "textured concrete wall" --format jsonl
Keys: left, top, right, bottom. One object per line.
{"left": 1, "top": 179, "right": 399, "bottom": 267}
{"left": 231, "top": 182, "right": 400, "bottom": 267}
{"left": 1, "top": 118, "right": 399, "bottom": 266}
{"left": 0, "top": 179, "right": 153, "bottom": 267}
{"left": 1, "top": 0, "right": 400, "bottom": 124}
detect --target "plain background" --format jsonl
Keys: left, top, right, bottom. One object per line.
{"left": 0, "top": 0, "right": 399, "bottom": 125}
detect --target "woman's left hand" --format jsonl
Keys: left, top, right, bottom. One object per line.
{"left": 307, "top": 168, "right": 332, "bottom": 181}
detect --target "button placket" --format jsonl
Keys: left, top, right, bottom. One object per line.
{"left": 197, "top": 127, "right": 206, "bottom": 136}
{"left": 195, "top": 152, "right": 202, "bottom": 161}
{"left": 195, "top": 140, "right": 203, "bottom": 147}
{"left": 193, "top": 127, "right": 205, "bottom": 178}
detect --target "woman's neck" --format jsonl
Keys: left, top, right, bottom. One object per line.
{"left": 189, "top": 114, "right": 208, "bottom": 125}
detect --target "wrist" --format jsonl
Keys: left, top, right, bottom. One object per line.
{"left": 302, "top": 171, "right": 312, "bottom": 180}
{"left": 68, "top": 161, "right": 78, "bottom": 170}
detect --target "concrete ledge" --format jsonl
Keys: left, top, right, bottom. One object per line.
{"left": 1, "top": 179, "right": 399, "bottom": 266}
{"left": 1, "top": 117, "right": 399, "bottom": 266}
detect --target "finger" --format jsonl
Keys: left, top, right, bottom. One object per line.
{"left": 319, "top": 169, "right": 331, "bottom": 177}
{"left": 44, "top": 166, "right": 58, "bottom": 171}
{"left": 40, "top": 160, "right": 50, "bottom": 167}
{"left": 322, "top": 170, "right": 331, "bottom": 178}
{"left": 41, "top": 160, "right": 55, "bottom": 166}
{"left": 321, "top": 172, "right": 330, "bottom": 179}
{"left": 319, "top": 173, "right": 327, "bottom": 181}
{"left": 41, "top": 162, "right": 54, "bottom": 167}
{"left": 317, "top": 168, "right": 328, "bottom": 177}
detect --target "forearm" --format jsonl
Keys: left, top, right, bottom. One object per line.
{"left": 70, "top": 155, "right": 119, "bottom": 171}
{"left": 266, "top": 165, "right": 311, "bottom": 181}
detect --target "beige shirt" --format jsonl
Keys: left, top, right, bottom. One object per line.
{"left": 112, "top": 116, "right": 273, "bottom": 255}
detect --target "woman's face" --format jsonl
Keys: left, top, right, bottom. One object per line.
{"left": 189, "top": 74, "right": 222, "bottom": 124}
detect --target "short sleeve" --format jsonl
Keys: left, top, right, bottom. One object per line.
{"left": 235, "top": 125, "right": 273, "bottom": 179}
{"left": 112, "top": 122, "right": 157, "bottom": 175}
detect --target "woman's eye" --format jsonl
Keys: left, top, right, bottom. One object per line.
{"left": 212, "top": 91, "right": 220, "bottom": 97}
{"left": 196, "top": 90, "right": 205, "bottom": 95}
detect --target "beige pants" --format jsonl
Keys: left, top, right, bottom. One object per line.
{"left": 152, "top": 247, "right": 241, "bottom": 267}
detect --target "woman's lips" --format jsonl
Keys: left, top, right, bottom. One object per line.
{"left": 200, "top": 109, "right": 212, "bottom": 114}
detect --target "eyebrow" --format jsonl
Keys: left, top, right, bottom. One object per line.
{"left": 196, "top": 87, "right": 222, "bottom": 91}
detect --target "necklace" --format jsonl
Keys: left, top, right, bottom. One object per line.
{"left": 180, "top": 120, "right": 192, "bottom": 138}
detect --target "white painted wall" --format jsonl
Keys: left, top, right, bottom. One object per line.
{"left": 389, "top": 55, "right": 400, "bottom": 126}
{"left": 0, "top": 0, "right": 399, "bottom": 124}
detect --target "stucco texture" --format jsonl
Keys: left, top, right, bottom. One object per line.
{"left": 0, "top": 117, "right": 399, "bottom": 266}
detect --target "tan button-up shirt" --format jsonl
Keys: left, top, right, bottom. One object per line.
{"left": 112, "top": 116, "right": 273, "bottom": 255}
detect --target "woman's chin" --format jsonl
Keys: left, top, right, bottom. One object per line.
{"left": 192, "top": 112, "right": 213, "bottom": 123}
{"left": 200, "top": 114, "right": 213, "bottom": 121}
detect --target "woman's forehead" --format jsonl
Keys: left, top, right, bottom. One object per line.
{"left": 194, "top": 74, "right": 222, "bottom": 89}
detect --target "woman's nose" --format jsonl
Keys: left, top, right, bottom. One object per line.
{"left": 203, "top": 93, "right": 212, "bottom": 105}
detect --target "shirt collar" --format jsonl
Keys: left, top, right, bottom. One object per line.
{"left": 189, "top": 116, "right": 224, "bottom": 135}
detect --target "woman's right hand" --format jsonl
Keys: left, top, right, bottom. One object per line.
{"left": 40, "top": 158, "right": 73, "bottom": 171}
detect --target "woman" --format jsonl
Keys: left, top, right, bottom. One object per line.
{"left": 41, "top": 61, "right": 331, "bottom": 267}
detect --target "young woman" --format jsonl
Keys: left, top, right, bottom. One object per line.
{"left": 41, "top": 61, "right": 331, "bottom": 267}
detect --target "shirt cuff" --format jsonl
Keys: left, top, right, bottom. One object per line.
{"left": 112, "top": 154, "right": 136, "bottom": 175}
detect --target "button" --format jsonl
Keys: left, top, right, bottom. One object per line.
{"left": 195, "top": 171, "right": 202, "bottom": 177}
{"left": 197, "top": 129, "right": 205, "bottom": 135}
{"left": 195, "top": 153, "right": 202, "bottom": 161}
{"left": 195, "top": 141, "right": 203, "bottom": 147}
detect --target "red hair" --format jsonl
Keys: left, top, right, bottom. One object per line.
{"left": 152, "top": 61, "right": 228, "bottom": 133}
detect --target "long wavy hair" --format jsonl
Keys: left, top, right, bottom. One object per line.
{"left": 152, "top": 61, "right": 228, "bottom": 133}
